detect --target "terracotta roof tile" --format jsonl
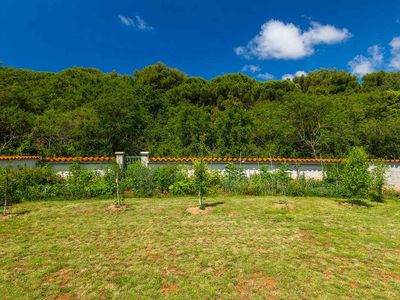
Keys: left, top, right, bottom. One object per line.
{"left": 0, "top": 156, "right": 40, "bottom": 160}
{"left": 149, "top": 157, "right": 351, "bottom": 163}
{"left": 42, "top": 157, "right": 114, "bottom": 162}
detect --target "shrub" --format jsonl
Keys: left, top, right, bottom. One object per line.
{"left": 153, "top": 164, "right": 188, "bottom": 193}
{"left": 13, "top": 166, "right": 64, "bottom": 200}
{"left": 287, "top": 179, "right": 306, "bottom": 196}
{"left": 223, "top": 163, "right": 245, "bottom": 192}
{"left": 0, "top": 167, "right": 17, "bottom": 214}
{"left": 169, "top": 180, "right": 194, "bottom": 196}
{"left": 369, "top": 160, "right": 387, "bottom": 202}
{"left": 122, "top": 162, "right": 157, "bottom": 197}
{"left": 341, "top": 147, "right": 371, "bottom": 199}
{"left": 63, "top": 163, "right": 115, "bottom": 198}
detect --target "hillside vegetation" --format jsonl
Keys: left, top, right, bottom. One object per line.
{"left": 1, "top": 63, "right": 400, "bottom": 158}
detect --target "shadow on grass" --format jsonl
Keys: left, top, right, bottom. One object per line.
{"left": 341, "top": 199, "right": 373, "bottom": 208}
{"left": 0, "top": 210, "right": 30, "bottom": 220}
{"left": 203, "top": 201, "right": 224, "bottom": 208}
{"left": 7, "top": 210, "right": 30, "bottom": 215}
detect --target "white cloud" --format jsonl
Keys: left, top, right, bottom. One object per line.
{"left": 256, "top": 72, "right": 274, "bottom": 80}
{"left": 282, "top": 70, "right": 307, "bottom": 80}
{"left": 135, "top": 16, "right": 153, "bottom": 31}
{"left": 118, "top": 15, "right": 134, "bottom": 27}
{"left": 235, "top": 20, "right": 351, "bottom": 60}
{"left": 389, "top": 36, "right": 400, "bottom": 70}
{"left": 118, "top": 15, "right": 153, "bottom": 31}
{"left": 241, "top": 64, "right": 261, "bottom": 73}
{"left": 348, "top": 45, "right": 383, "bottom": 77}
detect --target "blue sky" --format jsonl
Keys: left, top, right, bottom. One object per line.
{"left": 1, "top": 0, "right": 400, "bottom": 80}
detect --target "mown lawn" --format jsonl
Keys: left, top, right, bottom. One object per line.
{"left": 1, "top": 196, "right": 400, "bottom": 299}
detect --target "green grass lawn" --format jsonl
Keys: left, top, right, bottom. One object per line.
{"left": 1, "top": 196, "right": 400, "bottom": 299}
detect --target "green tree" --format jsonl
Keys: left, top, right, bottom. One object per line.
{"left": 193, "top": 160, "right": 208, "bottom": 209}
{"left": 294, "top": 69, "right": 360, "bottom": 94}
{"left": 0, "top": 168, "right": 16, "bottom": 215}
{"left": 341, "top": 147, "right": 371, "bottom": 199}
{"left": 369, "top": 161, "right": 387, "bottom": 202}
{"left": 134, "top": 62, "right": 186, "bottom": 91}
{"left": 213, "top": 100, "right": 255, "bottom": 157}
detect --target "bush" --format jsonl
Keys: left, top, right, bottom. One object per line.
{"left": 63, "top": 163, "right": 116, "bottom": 198}
{"left": 122, "top": 162, "right": 157, "bottom": 197}
{"left": 11, "top": 166, "right": 64, "bottom": 201}
{"left": 341, "top": 147, "right": 371, "bottom": 199}
{"left": 0, "top": 168, "right": 18, "bottom": 213}
{"left": 369, "top": 160, "right": 387, "bottom": 202}
{"left": 153, "top": 164, "right": 188, "bottom": 193}
{"left": 259, "top": 165, "right": 291, "bottom": 195}
{"left": 223, "top": 163, "right": 245, "bottom": 192}
{"left": 169, "top": 180, "right": 194, "bottom": 196}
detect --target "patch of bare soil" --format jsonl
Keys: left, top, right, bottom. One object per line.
{"left": 13, "top": 265, "right": 31, "bottom": 273}
{"left": 186, "top": 207, "right": 212, "bottom": 215}
{"left": 55, "top": 293, "right": 74, "bottom": 300}
{"left": 0, "top": 214, "right": 13, "bottom": 221}
{"left": 0, "top": 211, "right": 28, "bottom": 221}
{"left": 107, "top": 204, "right": 129, "bottom": 212}
{"left": 214, "top": 269, "right": 225, "bottom": 277}
{"left": 48, "top": 268, "right": 72, "bottom": 288}
{"left": 235, "top": 272, "right": 278, "bottom": 298}
{"left": 324, "top": 270, "right": 333, "bottom": 279}
{"left": 146, "top": 251, "right": 163, "bottom": 262}
{"left": 256, "top": 248, "right": 270, "bottom": 254}
{"left": 388, "top": 272, "right": 400, "bottom": 281}
{"left": 163, "top": 266, "right": 184, "bottom": 277}
{"left": 161, "top": 283, "right": 178, "bottom": 293}
{"left": 295, "top": 230, "right": 317, "bottom": 244}
{"left": 272, "top": 203, "right": 295, "bottom": 210}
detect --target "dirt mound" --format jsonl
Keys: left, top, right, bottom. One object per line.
{"left": 107, "top": 204, "right": 129, "bottom": 212}
{"left": 186, "top": 207, "right": 212, "bottom": 215}
{"left": 273, "top": 203, "right": 295, "bottom": 210}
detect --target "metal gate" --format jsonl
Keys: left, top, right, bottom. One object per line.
{"left": 125, "top": 156, "right": 141, "bottom": 167}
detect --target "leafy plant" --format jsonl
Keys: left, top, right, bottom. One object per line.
{"left": 223, "top": 162, "right": 245, "bottom": 192}
{"left": 169, "top": 180, "right": 194, "bottom": 196}
{"left": 341, "top": 147, "right": 371, "bottom": 199}
{"left": 122, "top": 162, "right": 157, "bottom": 197}
{"left": 0, "top": 168, "right": 16, "bottom": 215}
{"left": 193, "top": 160, "right": 208, "bottom": 208}
{"left": 153, "top": 164, "right": 187, "bottom": 192}
{"left": 369, "top": 160, "right": 387, "bottom": 202}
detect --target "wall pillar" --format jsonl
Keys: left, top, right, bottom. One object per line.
{"left": 140, "top": 151, "right": 149, "bottom": 167}
{"left": 115, "top": 151, "right": 125, "bottom": 168}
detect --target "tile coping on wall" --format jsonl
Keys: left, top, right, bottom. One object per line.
{"left": 149, "top": 157, "right": 400, "bottom": 163}
{"left": 0, "top": 156, "right": 40, "bottom": 160}
{"left": 0, "top": 156, "right": 399, "bottom": 163}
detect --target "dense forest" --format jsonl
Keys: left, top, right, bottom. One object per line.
{"left": 1, "top": 63, "right": 400, "bottom": 158}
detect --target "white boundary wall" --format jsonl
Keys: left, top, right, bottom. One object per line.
{"left": 149, "top": 160, "right": 400, "bottom": 191}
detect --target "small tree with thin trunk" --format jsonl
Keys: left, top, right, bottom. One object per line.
{"left": 113, "top": 162, "right": 124, "bottom": 208}
{"left": 193, "top": 160, "right": 208, "bottom": 209}
{"left": 341, "top": 147, "right": 371, "bottom": 199}
{"left": 0, "top": 167, "right": 14, "bottom": 215}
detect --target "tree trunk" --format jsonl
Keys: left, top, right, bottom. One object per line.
{"left": 198, "top": 189, "right": 203, "bottom": 209}
{"left": 3, "top": 198, "right": 7, "bottom": 216}
{"left": 116, "top": 172, "right": 120, "bottom": 207}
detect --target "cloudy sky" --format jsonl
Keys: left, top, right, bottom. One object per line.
{"left": 1, "top": 0, "right": 400, "bottom": 80}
